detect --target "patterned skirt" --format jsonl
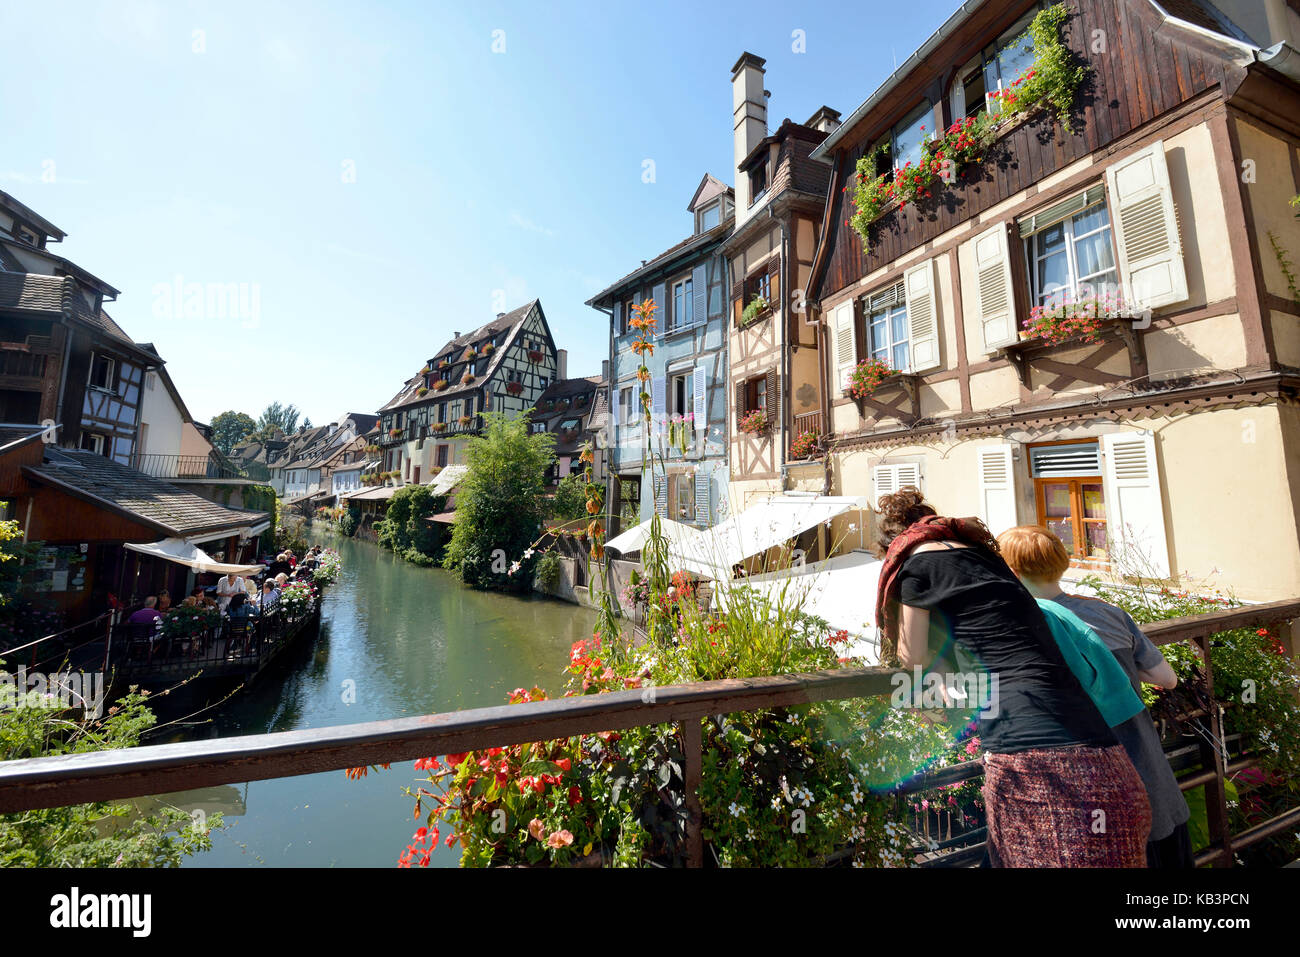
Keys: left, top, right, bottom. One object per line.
{"left": 983, "top": 744, "right": 1152, "bottom": 867}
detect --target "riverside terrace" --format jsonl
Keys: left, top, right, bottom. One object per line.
{"left": 0, "top": 596, "right": 1296, "bottom": 868}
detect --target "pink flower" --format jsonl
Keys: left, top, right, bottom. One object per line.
{"left": 528, "top": 818, "right": 547, "bottom": 841}
{"left": 546, "top": 829, "right": 574, "bottom": 849}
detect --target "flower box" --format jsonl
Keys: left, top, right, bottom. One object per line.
{"left": 461, "top": 373, "right": 475, "bottom": 385}
{"left": 431, "top": 422, "right": 446, "bottom": 432}
{"left": 437, "top": 360, "right": 450, "bottom": 371}
{"left": 740, "top": 295, "right": 770, "bottom": 326}
{"left": 846, "top": 358, "right": 900, "bottom": 400}
{"left": 527, "top": 349, "right": 544, "bottom": 363}
{"left": 738, "top": 409, "right": 768, "bottom": 435}
{"left": 462, "top": 347, "right": 477, "bottom": 361}
{"left": 416, "top": 386, "right": 428, "bottom": 397}
{"left": 482, "top": 342, "right": 496, "bottom": 354}
{"left": 458, "top": 415, "right": 473, "bottom": 427}
{"left": 388, "top": 428, "right": 402, "bottom": 438}
{"left": 506, "top": 381, "right": 524, "bottom": 396}
{"left": 790, "top": 430, "right": 820, "bottom": 460}
{"left": 432, "top": 379, "right": 449, "bottom": 391}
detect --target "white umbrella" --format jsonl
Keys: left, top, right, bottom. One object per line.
{"left": 124, "top": 538, "right": 264, "bottom": 576}
{"left": 605, "top": 517, "right": 700, "bottom": 556}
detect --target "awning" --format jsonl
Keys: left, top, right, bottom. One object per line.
{"left": 667, "top": 493, "right": 870, "bottom": 579}
{"left": 425, "top": 464, "right": 469, "bottom": 496}
{"left": 721, "top": 550, "right": 883, "bottom": 664}
{"left": 605, "top": 517, "right": 701, "bottom": 556}
{"left": 428, "top": 510, "right": 457, "bottom": 525}
{"left": 345, "top": 485, "right": 399, "bottom": 501}
{"left": 124, "top": 538, "right": 264, "bottom": 576}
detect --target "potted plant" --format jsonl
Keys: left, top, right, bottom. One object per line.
{"left": 527, "top": 349, "right": 544, "bottom": 363}
{"left": 790, "top": 429, "right": 820, "bottom": 460}
{"left": 458, "top": 414, "right": 474, "bottom": 427}
{"left": 846, "top": 357, "right": 899, "bottom": 400}
{"left": 1020, "top": 289, "right": 1132, "bottom": 345}
{"left": 389, "top": 427, "right": 403, "bottom": 438}
{"left": 432, "top": 379, "right": 449, "bottom": 391}
{"left": 482, "top": 342, "right": 496, "bottom": 354}
{"left": 431, "top": 422, "right": 446, "bottom": 432}
{"left": 738, "top": 409, "right": 768, "bottom": 434}
{"left": 462, "top": 347, "right": 477, "bottom": 361}
{"left": 437, "top": 359, "right": 450, "bottom": 371}
{"left": 461, "top": 372, "right": 476, "bottom": 385}
{"left": 740, "top": 295, "right": 769, "bottom": 325}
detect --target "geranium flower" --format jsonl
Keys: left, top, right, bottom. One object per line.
{"left": 546, "top": 829, "right": 574, "bottom": 849}
{"left": 528, "top": 818, "right": 547, "bottom": 840}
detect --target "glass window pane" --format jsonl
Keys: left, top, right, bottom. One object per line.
{"left": 1072, "top": 204, "right": 1109, "bottom": 236}
{"left": 1082, "top": 483, "right": 1105, "bottom": 520}
{"left": 1037, "top": 251, "right": 1071, "bottom": 300}
{"left": 892, "top": 343, "right": 909, "bottom": 371}
{"left": 1038, "top": 222, "right": 1066, "bottom": 254}
{"left": 890, "top": 305, "right": 908, "bottom": 345}
{"left": 1043, "top": 483, "right": 1072, "bottom": 519}
{"left": 996, "top": 30, "right": 1035, "bottom": 83}
{"left": 1085, "top": 522, "right": 1108, "bottom": 558}
{"left": 892, "top": 103, "right": 930, "bottom": 172}
{"left": 1073, "top": 231, "right": 1114, "bottom": 279}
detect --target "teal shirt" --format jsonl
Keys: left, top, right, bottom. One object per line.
{"left": 1035, "top": 598, "right": 1145, "bottom": 727}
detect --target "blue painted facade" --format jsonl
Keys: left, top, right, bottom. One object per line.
{"left": 586, "top": 176, "right": 735, "bottom": 533}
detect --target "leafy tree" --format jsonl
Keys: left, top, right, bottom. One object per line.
{"left": 376, "top": 485, "right": 445, "bottom": 563}
{"left": 444, "top": 411, "right": 555, "bottom": 591}
{"left": 550, "top": 472, "right": 588, "bottom": 524}
{"left": 254, "top": 402, "right": 301, "bottom": 440}
{"left": 300, "top": 417, "right": 313, "bottom": 432}
{"left": 210, "top": 411, "right": 256, "bottom": 456}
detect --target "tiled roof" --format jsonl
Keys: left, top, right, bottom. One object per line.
{"left": 0, "top": 271, "right": 73, "bottom": 314}
{"left": 25, "top": 450, "right": 269, "bottom": 537}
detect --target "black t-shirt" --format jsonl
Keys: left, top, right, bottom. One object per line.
{"left": 897, "top": 544, "right": 1116, "bottom": 754}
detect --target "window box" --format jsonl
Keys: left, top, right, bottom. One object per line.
{"left": 458, "top": 415, "right": 474, "bottom": 427}
{"left": 437, "top": 360, "right": 450, "bottom": 371}
{"left": 845, "top": 358, "right": 903, "bottom": 400}
{"left": 432, "top": 379, "right": 449, "bottom": 391}
{"left": 740, "top": 295, "right": 770, "bottom": 327}
{"left": 738, "top": 409, "right": 768, "bottom": 435}
{"left": 506, "top": 381, "right": 523, "bottom": 396}
{"left": 527, "top": 349, "right": 544, "bottom": 363}
{"left": 461, "top": 372, "right": 475, "bottom": 385}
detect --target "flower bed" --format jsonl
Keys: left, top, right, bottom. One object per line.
{"left": 846, "top": 358, "right": 899, "bottom": 400}
{"left": 848, "top": 4, "right": 1085, "bottom": 253}
{"left": 738, "top": 409, "right": 767, "bottom": 435}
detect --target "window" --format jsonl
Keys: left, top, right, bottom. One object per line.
{"left": 80, "top": 432, "right": 108, "bottom": 456}
{"left": 749, "top": 163, "right": 768, "bottom": 206}
{"left": 619, "top": 386, "right": 635, "bottom": 425}
{"left": 436, "top": 445, "right": 448, "bottom": 468}
{"left": 621, "top": 298, "right": 636, "bottom": 334}
{"left": 953, "top": 8, "right": 1039, "bottom": 120}
{"left": 15, "top": 224, "right": 39, "bottom": 246}
{"left": 671, "top": 372, "right": 691, "bottom": 417}
{"left": 1029, "top": 441, "right": 1107, "bottom": 563}
{"left": 865, "top": 281, "right": 909, "bottom": 372}
{"left": 872, "top": 462, "right": 922, "bottom": 507}
{"left": 699, "top": 203, "right": 720, "bottom": 231}
{"left": 88, "top": 354, "right": 115, "bottom": 392}
{"left": 531, "top": 421, "right": 547, "bottom": 434}
{"left": 1022, "top": 190, "right": 1117, "bottom": 310}
{"left": 538, "top": 376, "right": 549, "bottom": 390}
{"left": 744, "top": 376, "right": 767, "bottom": 413}
{"left": 671, "top": 277, "right": 694, "bottom": 330}
{"left": 674, "top": 474, "right": 695, "bottom": 522}
{"left": 873, "top": 102, "right": 932, "bottom": 177}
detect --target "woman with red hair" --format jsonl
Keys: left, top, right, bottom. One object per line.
{"left": 874, "top": 487, "right": 1150, "bottom": 867}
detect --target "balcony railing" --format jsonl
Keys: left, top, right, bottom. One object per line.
{"left": 134, "top": 452, "right": 270, "bottom": 483}
{"left": 0, "top": 598, "right": 1296, "bottom": 867}
{"left": 793, "top": 409, "right": 824, "bottom": 438}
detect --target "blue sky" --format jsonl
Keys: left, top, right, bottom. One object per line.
{"left": 0, "top": 0, "right": 954, "bottom": 426}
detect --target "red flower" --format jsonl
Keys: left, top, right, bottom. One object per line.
{"left": 556, "top": 757, "right": 571, "bottom": 772}
{"left": 568, "top": 785, "right": 582, "bottom": 806}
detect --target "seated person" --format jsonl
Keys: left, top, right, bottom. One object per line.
{"left": 157, "top": 589, "right": 172, "bottom": 613}
{"left": 226, "top": 592, "right": 256, "bottom": 621}
{"left": 998, "top": 524, "right": 1191, "bottom": 869}
{"left": 266, "top": 552, "right": 293, "bottom": 579}
{"left": 258, "top": 579, "right": 281, "bottom": 613}
{"left": 128, "top": 596, "right": 164, "bottom": 626}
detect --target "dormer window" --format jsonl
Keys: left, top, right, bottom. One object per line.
{"left": 699, "top": 202, "right": 721, "bottom": 232}
{"left": 14, "top": 224, "right": 39, "bottom": 247}
{"left": 951, "top": 8, "right": 1038, "bottom": 120}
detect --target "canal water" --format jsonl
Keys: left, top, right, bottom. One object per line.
{"left": 164, "top": 530, "right": 596, "bottom": 868}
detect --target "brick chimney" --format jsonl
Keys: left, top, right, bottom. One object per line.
{"left": 731, "top": 52, "right": 767, "bottom": 227}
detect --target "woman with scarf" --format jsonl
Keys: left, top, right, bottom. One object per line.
{"left": 873, "top": 488, "right": 1150, "bottom": 867}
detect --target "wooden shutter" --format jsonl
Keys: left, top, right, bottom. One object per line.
{"left": 691, "top": 265, "right": 707, "bottom": 326}
{"left": 734, "top": 381, "right": 746, "bottom": 427}
{"left": 977, "top": 445, "right": 1017, "bottom": 536}
{"left": 973, "top": 224, "right": 1017, "bottom": 351}
{"left": 652, "top": 282, "right": 667, "bottom": 335}
{"left": 612, "top": 300, "right": 623, "bottom": 335}
{"left": 872, "top": 465, "right": 898, "bottom": 507}
{"left": 694, "top": 471, "right": 710, "bottom": 525}
{"left": 654, "top": 475, "right": 668, "bottom": 517}
{"left": 833, "top": 301, "right": 857, "bottom": 392}
{"left": 765, "top": 367, "right": 780, "bottom": 434}
{"left": 732, "top": 278, "right": 744, "bottom": 326}
{"left": 1100, "top": 431, "right": 1170, "bottom": 578}
{"left": 904, "top": 259, "right": 940, "bottom": 372}
{"left": 1105, "top": 141, "right": 1188, "bottom": 311}
{"left": 768, "top": 257, "right": 780, "bottom": 311}
{"left": 651, "top": 375, "right": 666, "bottom": 431}
{"left": 693, "top": 364, "right": 707, "bottom": 431}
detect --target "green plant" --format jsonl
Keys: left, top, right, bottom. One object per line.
{"left": 161, "top": 602, "right": 220, "bottom": 639}
{"left": 550, "top": 473, "right": 588, "bottom": 522}
{"left": 442, "top": 411, "right": 556, "bottom": 591}
{"left": 1268, "top": 230, "right": 1299, "bottom": 308}
{"left": 376, "top": 484, "right": 446, "bottom": 561}
{"left": 740, "top": 295, "right": 769, "bottom": 325}
{"left": 535, "top": 550, "right": 562, "bottom": 592}
{"left": 846, "top": 357, "right": 898, "bottom": 399}
{"left": 0, "top": 680, "right": 223, "bottom": 866}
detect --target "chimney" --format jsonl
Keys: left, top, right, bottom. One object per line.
{"left": 601, "top": 358, "right": 609, "bottom": 383}
{"left": 806, "top": 105, "right": 842, "bottom": 135}
{"left": 731, "top": 52, "right": 768, "bottom": 227}
{"left": 557, "top": 348, "right": 568, "bottom": 381}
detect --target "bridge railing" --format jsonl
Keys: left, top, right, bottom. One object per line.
{"left": 1, "top": 597, "right": 1297, "bottom": 867}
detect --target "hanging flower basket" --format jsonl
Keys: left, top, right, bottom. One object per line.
{"left": 527, "top": 349, "right": 544, "bottom": 363}
{"left": 846, "top": 358, "right": 899, "bottom": 399}
{"left": 506, "top": 381, "right": 524, "bottom": 396}
{"left": 738, "top": 409, "right": 768, "bottom": 434}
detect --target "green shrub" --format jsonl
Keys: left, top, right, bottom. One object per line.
{"left": 535, "top": 550, "right": 562, "bottom": 592}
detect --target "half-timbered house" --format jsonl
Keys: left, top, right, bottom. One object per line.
{"left": 805, "top": 0, "right": 1300, "bottom": 600}
{"left": 377, "top": 300, "right": 558, "bottom": 485}
{"left": 587, "top": 175, "right": 734, "bottom": 533}
{"left": 724, "top": 55, "right": 840, "bottom": 511}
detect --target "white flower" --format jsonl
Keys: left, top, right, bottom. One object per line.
{"left": 508, "top": 561, "right": 521, "bottom": 575}
{"left": 729, "top": 802, "right": 744, "bottom": 818}
{"left": 770, "top": 796, "right": 782, "bottom": 811}
{"left": 523, "top": 548, "right": 535, "bottom": 559}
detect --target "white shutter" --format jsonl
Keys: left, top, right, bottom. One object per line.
{"left": 693, "top": 365, "right": 707, "bottom": 431}
{"left": 612, "top": 300, "right": 623, "bottom": 335}
{"left": 654, "top": 476, "right": 668, "bottom": 517}
{"left": 651, "top": 376, "right": 666, "bottom": 432}
{"left": 904, "top": 258, "right": 940, "bottom": 372}
{"left": 652, "top": 282, "right": 667, "bottom": 335}
{"left": 691, "top": 265, "right": 707, "bottom": 326}
{"left": 872, "top": 463, "right": 921, "bottom": 507}
{"left": 977, "top": 445, "right": 1017, "bottom": 536}
{"left": 833, "top": 300, "right": 857, "bottom": 392}
{"left": 1100, "top": 431, "right": 1170, "bottom": 578}
{"left": 1105, "top": 141, "right": 1188, "bottom": 311}
{"left": 694, "top": 471, "right": 710, "bottom": 525}
{"left": 973, "top": 224, "right": 1017, "bottom": 351}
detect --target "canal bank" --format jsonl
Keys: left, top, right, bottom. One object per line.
{"left": 163, "top": 529, "right": 597, "bottom": 867}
